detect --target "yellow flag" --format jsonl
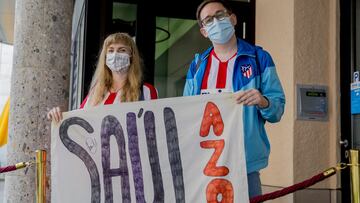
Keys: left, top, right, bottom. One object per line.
{"left": 0, "top": 97, "right": 10, "bottom": 147}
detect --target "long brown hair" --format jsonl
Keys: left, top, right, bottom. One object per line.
{"left": 89, "top": 32, "right": 143, "bottom": 106}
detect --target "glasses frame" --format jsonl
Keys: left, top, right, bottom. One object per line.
{"left": 201, "top": 10, "right": 231, "bottom": 27}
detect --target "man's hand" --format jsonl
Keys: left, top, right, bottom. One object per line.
{"left": 234, "top": 89, "right": 269, "bottom": 108}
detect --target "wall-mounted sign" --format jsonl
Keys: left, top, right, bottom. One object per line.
{"left": 354, "top": 71, "right": 360, "bottom": 82}
{"left": 351, "top": 82, "right": 360, "bottom": 114}
{"left": 297, "top": 85, "right": 328, "bottom": 121}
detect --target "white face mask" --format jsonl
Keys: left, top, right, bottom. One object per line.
{"left": 106, "top": 52, "right": 130, "bottom": 73}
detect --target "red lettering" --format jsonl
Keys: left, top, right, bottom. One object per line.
{"left": 200, "top": 140, "right": 229, "bottom": 176}
{"left": 200, "top": 102, "right": 224, "bottom": 137}
{"left": 206, "top": 178, "right": 234, "bottom": 203}
{"left": 200, "top": 102, "right": 233, "bottom": 202}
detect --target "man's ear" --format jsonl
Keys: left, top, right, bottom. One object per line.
{"left": 230, "top": 13, "right": 237, "bottom": 26}
{"left": 200, "top": 27, "right": 208, "bottom": 38}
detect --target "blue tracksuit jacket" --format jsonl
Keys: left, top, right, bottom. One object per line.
{"left": 183, "top": 38, "right": 285, "bottom": 174}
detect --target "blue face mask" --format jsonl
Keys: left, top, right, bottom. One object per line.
{"left": 205, "top": 17, "right": 235, "bottom": 44}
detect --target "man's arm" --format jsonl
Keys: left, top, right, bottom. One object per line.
{"left": 257, "top": 50, "right": 285, "bottom": 123}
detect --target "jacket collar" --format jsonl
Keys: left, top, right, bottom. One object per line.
{"left": 236, "top": 38, "right": 258, "bottom": 57}
{"left": 199, "top": 38, "right": 259, "bottom": 60}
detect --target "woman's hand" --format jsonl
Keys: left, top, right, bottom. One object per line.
{"left": 47, "top": 106, "right": 63, "bottom": 123}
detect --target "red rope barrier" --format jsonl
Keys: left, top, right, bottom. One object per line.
{"left": 0, "top": 162, "right": 29, "bottom": 174}
{"left": 0, "top": 165, "right": 17, "bottom": 173}
{"left": 250, "top": 167, "right": 337, "bottom": 203}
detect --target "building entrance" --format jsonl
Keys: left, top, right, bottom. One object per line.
{"left": 70, "top": 0, "right": 255, "bottom": 107}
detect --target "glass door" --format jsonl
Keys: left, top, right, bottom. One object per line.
{"left": 354, "top": 0, "right": 360, "bottom": 150}
{"left": 153, "top": 1, "right": 255, "bottom": 98}
{"left": 154, "top": 17, "right": 210, "bottom": 98}
{"left": 340, "top": 0, "right": 358, "bottom": 202}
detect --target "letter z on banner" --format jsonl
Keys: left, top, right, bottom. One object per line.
{"left": 51, "top": 93, "right": 249, "bottom": 203}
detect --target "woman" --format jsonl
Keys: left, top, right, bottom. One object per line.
{"left": 47, "top": 32, "right": 158, "bottom": 122}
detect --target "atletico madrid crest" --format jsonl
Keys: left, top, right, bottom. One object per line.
{"left": 241, "top": 64, "right": 253, "bottom": 78}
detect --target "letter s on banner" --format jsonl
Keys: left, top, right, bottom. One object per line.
{"left": 59, "top": 117, "right": 101, "bottom": 203}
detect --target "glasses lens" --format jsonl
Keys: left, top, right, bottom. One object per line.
{"left": 215, "top": 10, "right": 228, "bottom": 21}
{"left": 201, "top": 10, "right": 229, "bottom": 26}
{"left": 202, "top": 17, "right": 214, "bottom": 26}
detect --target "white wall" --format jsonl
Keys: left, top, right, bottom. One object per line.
{"left": 0, "top": 42, "right": 13, "bottom": 167}
{"left": 0, "top": 43, "right": 13, "bottom": 203}
{"left": 256, "top": 0, "right": 295, "bottom": 188}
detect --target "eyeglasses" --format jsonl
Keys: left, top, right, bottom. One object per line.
{"left": 201, "top": 10, "right": 230, "bottom": 27}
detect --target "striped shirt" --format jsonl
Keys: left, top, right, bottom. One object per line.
{"left": 80, "top": 83, "right": 158, "bottom": 109}
{"left": 201, "top": 50, "right": 236, "bottom": 95}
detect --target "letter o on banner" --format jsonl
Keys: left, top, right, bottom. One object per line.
{"left": 206, "top": 178, "right": 234, "bottom": 203}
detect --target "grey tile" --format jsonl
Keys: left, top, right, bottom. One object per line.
{"left": 294, "top": 189, "right": 331, "bottom": 203}
{"left": 261, "top": 185, "right": 294, "bottom": 203}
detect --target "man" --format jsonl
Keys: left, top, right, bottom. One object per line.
{"left": 183, "top": 0, "right": 285, "bottom": 198}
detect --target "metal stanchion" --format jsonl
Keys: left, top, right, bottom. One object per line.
{"left": 36, "top": 150, "right": 46, "bottom": 203}
{"left": 350, "top": 149, "right": 360, "bottom": 203}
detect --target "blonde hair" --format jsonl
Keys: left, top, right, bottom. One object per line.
{"left": 89, "top": 33, "right": 143, "bottom": 106}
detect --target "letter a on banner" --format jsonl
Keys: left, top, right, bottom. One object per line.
{"left": 200, "top": 102, "right": 224, "bottom": 137}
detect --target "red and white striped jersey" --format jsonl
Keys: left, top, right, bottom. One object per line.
{"left": 80, "top": 83, "right": 158, "bottom": 109}
{"left": 200, "top": 50, "right": 236, "bottom": 95}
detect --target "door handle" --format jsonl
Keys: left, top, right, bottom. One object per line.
{"left": 339, "top": 139, "right": 349, "bottom": 148}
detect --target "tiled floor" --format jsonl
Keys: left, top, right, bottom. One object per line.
{"left": 0, "top": 180, "right": 4, "bottom": 203}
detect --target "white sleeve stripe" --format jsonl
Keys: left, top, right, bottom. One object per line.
{"left": 142, "top": 85, "right": 151, "bottom": 100}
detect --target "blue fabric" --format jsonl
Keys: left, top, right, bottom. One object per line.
{"left": 205, "top": 17, "right": 235, "bottom": 44}
{"left": 247, "top": 172, "right": 262, "bottom": 198}
{"left": 183, "top": 38, "right": 285, "bottom": 173}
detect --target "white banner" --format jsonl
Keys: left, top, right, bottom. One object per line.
{"left": 51, "top": 94, "right": 249, "bottom": 203}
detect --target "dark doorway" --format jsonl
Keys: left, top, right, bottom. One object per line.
{"left": 72, "top": 0, "right": 255, "bottom": 106}
{"left": 340, "top": 0, "right": 357, "bottom": 202}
